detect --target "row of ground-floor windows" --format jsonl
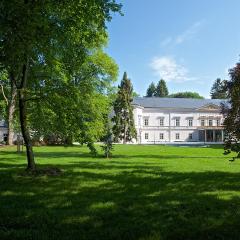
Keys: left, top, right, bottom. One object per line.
{"left": 143, "top": 130, "right": 223, "bottom": 142}
{"left": 144, "top": 132, "right": 192, "bottom": 140}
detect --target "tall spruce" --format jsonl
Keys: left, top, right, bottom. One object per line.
{"left": 112, "top": 72, "right": 137, "bottom": 143}
{"left": 155, "top": 79, "right": 169, "bottom": 97}
{"left": 222, "top": 63, "right": 240, "bottom": 157}
{"left": 210, "top": 78, "right": 227, "bottom": 99}
{"left": 146, "top": 82, "right": 156, "bottom": 97}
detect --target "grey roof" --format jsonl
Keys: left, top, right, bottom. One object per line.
{"left": 133, "top": 97, "right": 227, "bottom": 109}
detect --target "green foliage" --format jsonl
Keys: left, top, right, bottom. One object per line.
{"left": 112, "top": 72, "right": 137, "bottom": 143}
{"left": 0, "top": 0, "right": 121, "bottom": 157}
{"left": 155, "top": 79, "right": 169, "bottom": 97}
{"left": 146, "top": 82, "right": 156, "bottom": 97}
{"left": 222, "top": 63, "right": 240, "bottom": 157}
{"left": 210, "top": 78, "right": 227, "bottom": 99}
{"left": 28, "top": 49, "right": 118, "bottom": 149}
{"left": 0, "top": 70, "right": 9, "bottom": 118}
{"left": 168, "top": 91, "right": 204, "bottom": 99}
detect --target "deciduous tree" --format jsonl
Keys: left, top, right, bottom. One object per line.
{"left": 168, "top": 91, "right": 204, "bottom": 99}
{"left": 0, "top": 0, "right": 121, "bottom": 170}
{"left": 222, "top": 63, "right": 240, "bottom": 157}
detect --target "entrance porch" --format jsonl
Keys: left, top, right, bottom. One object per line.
{"left": 199, "top": 129, "right": 224, "bottom": 143}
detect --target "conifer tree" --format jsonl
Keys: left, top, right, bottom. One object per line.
{"left": 210, "top": 78, "right": 227, "bottom": 99}
{"left": 146, "top": 82, "right": 156, "bottom": 97}
{"left": 155, "top": 79, "right": 169, "bottom": 97}
{"left": 112, "top": 72, "right": 137, "bottom": 143}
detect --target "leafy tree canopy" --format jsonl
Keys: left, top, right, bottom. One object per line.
{"left": 222, "top": 62, "right": 240, "bottom": 157}
{"left": 0, "top": 0, "right": 122, "bottom": 170}
{"left": 168, "top": 91, "right": 204, "bottom": 99}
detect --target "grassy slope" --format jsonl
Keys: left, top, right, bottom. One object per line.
{"left": 0, "top": 145, "right": 240, "bottom": 240}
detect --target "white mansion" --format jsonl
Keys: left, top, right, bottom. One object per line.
{"left": 132, "top": 97, "right": 226, "bottom": 144}
{"left": 0, "top": 97, "right": 226, "bottom": 144}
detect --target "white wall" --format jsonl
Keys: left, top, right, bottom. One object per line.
{"left": 133, "top": 106, "right": 224, "bottom": 144}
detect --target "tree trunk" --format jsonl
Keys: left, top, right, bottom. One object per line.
{"left": 17, "top": 62, "right": 36, "bottom": 171}
{"left": 7, "top": 83, "right": 17, "bottom": 145}
{"left": 123, "top": 124, "right": 128, "bottom": 144}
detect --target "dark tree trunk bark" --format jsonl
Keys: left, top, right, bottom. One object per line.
{"left": 17, "top": 61, "right": 36, "bottom": 171}
{"left": 7, "top": 82, "right": 17, "bottom": 145}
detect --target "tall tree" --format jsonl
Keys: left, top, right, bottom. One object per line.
{"left": 168, "top": 91, "right": 204, "bottom": 99}
{"left": 0, "top": 0, "right": 121, "bottom": 171}
{"left": 112, "top": 72, "right": 137, "bottom": 143}
{"left": 155, "top": 79, "right": 169, "bottom": 97}
{"left": 146, "top": 82, "right": 156, "bottom": 97}
{"left": 210, "top": 78, "right": 227, "bottom": 99}
{"left": 222, "top": 63, "right": 240, "bottom": 157}
{"left": 29, "top": 49, "right": 118, "bottom": 152}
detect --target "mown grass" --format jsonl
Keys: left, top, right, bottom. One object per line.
{"left": 1, "top": 144, "right": 240, "bottom": 240}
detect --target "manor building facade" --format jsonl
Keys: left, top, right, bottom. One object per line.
{"left": 133, "top": 97, "right": 226, "bottom": 144}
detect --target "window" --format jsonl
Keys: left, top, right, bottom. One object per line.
{"left": 188, "top": 119, "right": 193, "bottom": 127}
{"left": 189, "top": 133, "right": 193, "bottom": 140}
{"left": 201, "top": 119, "right": 205, "bottom": 126}
{"left": 159, "top": 133, "right": 164, "bottom": 140}
{"left": 175, "top": 118, "right": 180, "bottom": 127}
{"left": 176, "top": 133, "right": 180, "bottom": 140}
{"left": 159, "top": 118, "right": 164, "bottom": 126}
{"left": 144, "top": 118, "right": 149, "bottom": 126}
{"left": 216, "top": 119, "right": 220, "bottom": 126}
{"left": 209, "top": 119, "right": 213, "bottom": 126}
{"left": 145, "top": 133, "right": 149, "bottom": 140}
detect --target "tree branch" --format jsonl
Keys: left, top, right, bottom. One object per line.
{"left": 0, "top": 84, "right": 9, "bottom": 105}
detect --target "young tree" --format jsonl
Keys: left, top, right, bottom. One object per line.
{"left": 168, "top": 92, "right": 204, "bottom": 99}
{"left": 155, "top": 79, "right": 169, "bottom": 97}
{"left": 112, "top": 72, "right": 137, "bottom": 143}
{"left": 0, "top": 0, "right": 121, "bottom": 171}
{"left": 210, "top": 78, "right": 227, "bottom": 99}
{"left": 146, "top": 82, "right": 156, "bottom": 97}
{"left": 222, "top": 63, "right": 240, "bottom": 157}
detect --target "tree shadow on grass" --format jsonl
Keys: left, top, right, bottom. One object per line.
{"left": 1, "top": 158, "right": 240, "bottom": 240}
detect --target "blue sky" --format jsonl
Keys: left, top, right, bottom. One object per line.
{"left": 106, "top": 0, "right": 240, "bottom": 98}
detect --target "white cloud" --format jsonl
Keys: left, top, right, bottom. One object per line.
{"left": 150, "top": 56, "right": 195, "bottom": 82}
{"left": 160, "top": 20, "right": 205, "bottom": 47}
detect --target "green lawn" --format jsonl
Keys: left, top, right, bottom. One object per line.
{"left": 1, "top": 145, "right": 240, "bottom": 240}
